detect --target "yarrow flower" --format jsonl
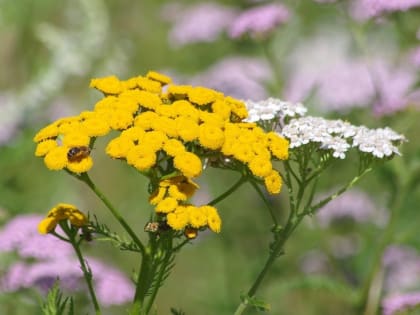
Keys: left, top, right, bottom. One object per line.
{"left": 34, "top": 71, "right": 290, "bottom": 239}
{"left": 228, "top": 3, "right": 290, "bottom": 39}
{"left": 244, "top": 98, "right": 307, "bottom": 130}
{"left": 280, "top": 115, "right": 405, "bottom": 159}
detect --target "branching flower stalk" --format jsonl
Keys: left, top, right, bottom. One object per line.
{"left": 233, "top": 99, "right": 406, "bottom": 314}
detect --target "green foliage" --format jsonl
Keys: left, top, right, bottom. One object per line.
{"left": 41, "top": 282, "right": 74, "bottom": 315}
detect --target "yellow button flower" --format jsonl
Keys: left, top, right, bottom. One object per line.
{"left": 38, "top": 203, "right": 88, "bottom": 234}
{"left": 264, "top": 170, "right": 283, "bottom": 194}
{"left": 90, "top": 75, "right": 123, "bottom": 95}
{"left": 174, "top": 152, "right": 202, "bottom": 178}
{"left": 146, "top": 71, "right": 172, "bottom": 85}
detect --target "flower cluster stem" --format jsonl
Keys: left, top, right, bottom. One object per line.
{"left": 77, "top": 173, "right": 145, "bottom": 255}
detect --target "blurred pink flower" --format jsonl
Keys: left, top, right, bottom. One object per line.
{"left": 316, "top": 189, "right": 388, "bottom": 227}
{"left": 351, "top": 0, "right": 420, "bottom": 20}
{"left": 190, "top": 56, "right": 273, "bottom": 100}
{"left": 382, "top": 246, "right": 420, "bottom": 314}
{"left": 382, "top": 292, "right": 420, "bottom": 315}
{"left": 161, "top": 2, "right": 237, "bottom": 48}
{"left": 0, "top": 214, "right": 134, "bottom": 306}
{"left": 228, "top": 3, "right": 290, "bottom": 39}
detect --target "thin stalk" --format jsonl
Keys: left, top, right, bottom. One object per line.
{"left": 67, "top": 229, "right": 101, "bottom": 315}
{"left": 77, "top": 173, "right": 145, "bottom": 255}
{"left": 208, "top": 176, "right": 247, "bottom": 206}
{"left": 249, "top": 180, "right": 278, "bottom": 225}
{"left": 134, "top": 247, "right": 152, "bottom": 305}
{"left": 145, "top": 250, "right": 173, "bottom": 313}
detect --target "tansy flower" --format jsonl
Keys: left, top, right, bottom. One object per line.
{"left": 126, "top": 145, "right": 157, "bottom": 171}
{"left": 167, "top": 85, "right": 193, "bottom": 99}
{"left": 90, "top": 75, "right": 124, "bottom": 95}
{"left": 136, "top": 90, "right": 162, "bottom": 110}
{"left": 167, "top": 206, "right": 189, "bottom": 230}
{"left": 146, "top": 71, "right": 172, "bottom": 85}
{"left": 187, "top": 206, "right": 207, "bottom": 228}
{"left": 199, "top": 123, "right": 225, "bottom": 150}
{"left": 141, "top": 131, "right": 167, "bottom": 152}
{"left": 172, "top": 100, "right": 200, "bottom": 122}
{"left": 248, "top": 156, "right": 273, "bottom": 177}
{"left": 62, "top": 131, "right": 90, "bottom": 147}
{"left": 44, "top": 146, "right": 69, "bottom": 171}
{"left": 94, "top": 96, "right": 118, "bottom": 111}
{"left": 202, "top": 205, "right": 221, "bottom": 233}
{"left": 212, "top": 100, "right": 231, "bottom": 120}
{"left": 264, "top": 170, "right": 282, "bottom": 194}
{"left": 67, "top": 156, "right": 94, "bottom": 173}
{"left": 81, "top": 116, "right": 111, "bottom": 137}
{"left": 184, "top": 227, "right": 198, "bottom": 239}
{"left": 121, "top": 126, "right": 146, "bottom": 143}
{"left": 106, "top": 136, "right": 134, "bottom": 159}
{"left": 174, "top": 152, "right": 202, "bottom": 178}
{"left": 35, "top": 139, "right": 58, "bottom": 157}
{"left": 175, "top": 117, "right": 199, "bottom": 142}
{"left": 33, "top": 124, "right": 59, "bottom": 143}
{"left": 232, "top": 143, "right": 255, "bottom": 163}
{"left": 163, "top": 139, "right": 186, "bottom": 157}
{"left": 136, "top": 76, "right": 162, "bottom": 93}
{"left": 149, "top": 186, "right": 167, "bottom": 205}
{"left": 188, "top": 86, "right": 222, "bottom": 105}
{"left": 134, "top": 111, "right": 160, "bottom": 130}
{"left": 152, "top": 116, "right": 177, "bottom": 137}
{"left": 226, "top": 97, "right": 248, "bottom": 120}
{"left": 106, "top": 109, "right": 134, "bottom": 130}
{"left": 38, "top": 203, "right": 88, "bottom": 234}
{"left": 156, "top": 197, "right": 179, "bottom": 213}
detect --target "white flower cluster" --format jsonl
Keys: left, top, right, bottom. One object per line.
{"left": 244, "top": 98, "right": 307, "bottom": 123}
{"left": 281, "top": 116, "right": 405, "bottom": 159}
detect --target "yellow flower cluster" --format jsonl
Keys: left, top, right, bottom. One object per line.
{"left": 38, "top": 203, "right": 88, "bottom": 234}
{"left": 34, "top": 71, "right": 290, "bottom": 236}
{"left": 149, "top": 176, "right": 221, "bottom": 237}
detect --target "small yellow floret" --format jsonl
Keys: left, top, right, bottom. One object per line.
{"left": 167, "top": 206, "right": 189, "bottom": 230}
{"left": 90, "top": 75, "right": 123, "bottom": 95}
{"left": 67, "top": 156, "right": 93, "bottom": 173}
{"left": 146, "top": 71, "right": 172, "bottom": 85}
{"left": 126, "top": 145, "right": 157, "bottom": 171}
{"left": 44, "top": 146, "right": 69, "bottom": 171}
{"left": 264, "top": 170, "right": 283, "bottom": 194}
{"left": 248, "top": 156, "right": 273, "bottom": 177}
{"left": 62, "top": 131, "right": 90, "bottom": 147}
{"left": 136, "top": 76, "right": 162, "bottom": 93}
{"left": 188, "top": 86, "right": 221, "bottom": 105}
{"left": 156, "top": 197, "right": 179, "bottom": 213}
{"left": 38, "top": 203, "right": 88, "bottom": 234}
{"left": 187, "top": 206, "right": 207, "bottom": 228}
{"left": 149, "top": 187, "right": 167, "bottom": 205}
{"left": 106, "top": 136, "right": 134, "bottom": 159}
{"left": 35, "top": 139, "right": 57, "bottom": 157}
{"left": 198, "top": 123, "right": 225, "bottom": 150}
{"left": 175, "top": 117, "right": 199, "bottom": 142}
{"left": 174, "top": 152, "right": 202, "bottom": 178}
{"left": 202, "top": 205, "right": 221, "bottom": 233}
{"left": 33, "top": 124, "right": 59, "bottom": 143}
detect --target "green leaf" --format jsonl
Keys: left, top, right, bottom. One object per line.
{"left": 240, "top": 294, "right": 271, "bottom": 312}
{"left": 41, "top": 280, "right": 74, "bottom": 315}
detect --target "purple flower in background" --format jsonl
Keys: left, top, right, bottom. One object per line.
{"left": 0, "top": 214, "right": 73, "bottom": 259}
{"left": 351, "top": 0, "right": 420, "bottom": 20}
{"left": 316, "top": 189, "right": 388, "bottom": 227}
{"left": 370, "top": 60, "right": 418, "bottom": 116}
{"left": 382, "top": 292, "right": 420, "bottom": 315}
{"left": 228, "top": 3, "right": 290, "bottom": 39}
{"left": 0, "top": 214, "right": 134, "bottom": 306}
{"left": 382, "top": 245, "right": 420, "bottom": 293}
{"left": 190, "top": 56, "right": 272, "bottom": 100}
{"left": 1, "top": 257, "right": 135, "bottom": 306}
{"left": 410, "top": 46, "right": 420, "bottom": 68}
{"left": 284, "top": 32, "right": 419, "bottom": 115}
{"left": 161, "top": 2, "right": 237, "bottom": 48}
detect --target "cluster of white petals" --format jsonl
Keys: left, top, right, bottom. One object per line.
{"left": 280, "top": 116, "right": 405, "bottom": 159}
{"left": 244, "top": 98, "right": 307, "bottom": 123}
{"left": 352, "top": 126, "right": 406, "bottom": 158}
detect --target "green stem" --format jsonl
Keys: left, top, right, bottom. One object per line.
{"left": 145, "top": 247, "right": 173, "bottom": 313}
{"left": 76, "top": 173, "right": 145, "bottom": 255}
{"left": 360, "top": 183, "right": 407, "bottom": 315}
{"left": 134, "top": 247, "right": 152, "bottom": 306}
{"left": 66, "top": 227, "right": 101, "bottom": 315}
{"left": 208, "top": 176, "right": 247, "bottom": 206}
{"left": 249, "top": 180, "right": 278, "bottom": 225}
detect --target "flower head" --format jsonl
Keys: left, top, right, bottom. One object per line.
{"left": 38, "top": 203, "right": 88, "bottom": 234}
